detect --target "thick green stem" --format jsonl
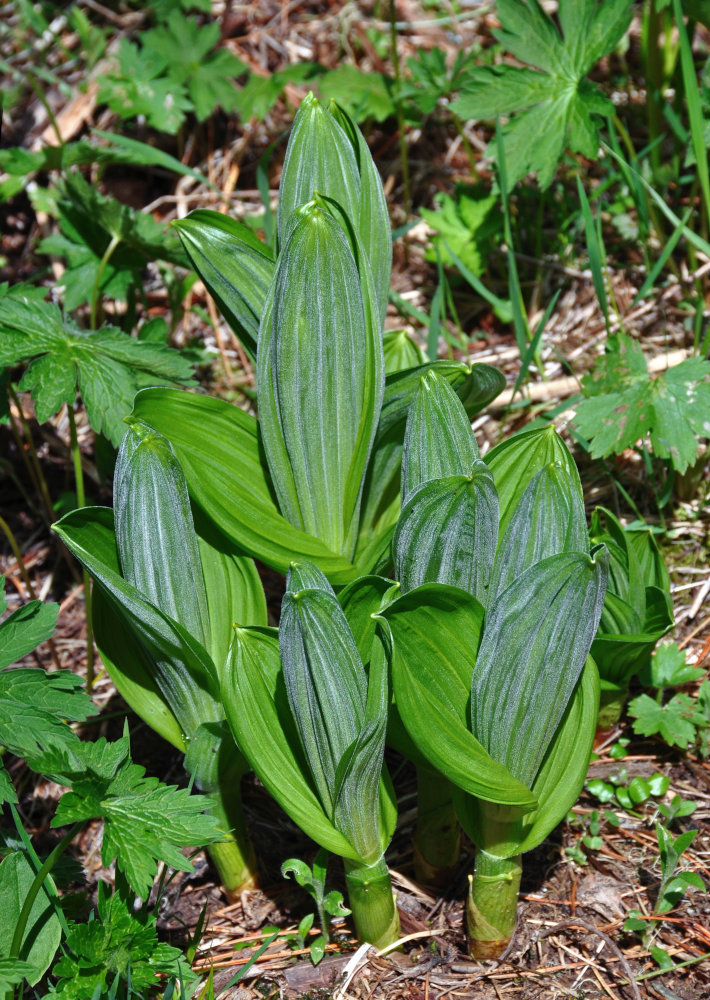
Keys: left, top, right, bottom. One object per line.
{"left": 205, "top": 782, "right": 259, "bottom": 899}
{"left": 413, "top": 767, "right": 461, "bottom": 888}
{"left": 467, "top": 849, "right": 522, "bottom": 961}
{"left": 344, "top": 854, "right": 400, "bottom": 948}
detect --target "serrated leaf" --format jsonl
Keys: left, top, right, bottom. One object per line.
{"left": 0, "top": 958, "right": 35, "bottom": 994}
{"left": 0, "top": 852, "right": 61, "bottom": 985}
{"left": 51, "top": 732, "right": 222, "bottom": 896}
{"left": 0, "top": 297, "right": 194, "bottom": 446}
{"left": 575, "top": 335, "right": 710, "bottom": 473}
{"left": 644, "top": 642, "right": 704, "bottom": 690}
{"left": 0, "top": 579, "right": 58, "bottom": 668}
{"left": 451, "top": 0, "right": 632, "bottom": 187}
{"left": 318, "top": 67, "right": 396, "bottom": 124}
{"left": 628, "top": 692, "right": 702, "bottom": 748}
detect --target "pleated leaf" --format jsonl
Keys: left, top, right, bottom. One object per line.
{"left": 222, "top": 624, "right": 359, "bottom": 860}
{"left": 393, "top": 466, "right": 498, "bottom": 601}
{"left": 456, "top": 656, "right": 599, "bottom": 858}
{"left": 92, "top": 587, "right": 185, "bottom": 751}
{"left": 486, "top": 425, "right": 583, "bottom": 542}
{"left": 382, "top": 329, "right": 427, "bottom": 374}
{"left": 280, "top": 564, "right": 367, "bottom": 818}
{"left": 131, "top": 389, "right": 358, "bottom": 583}
{"left": 114, "top": 421, "right": 210, "bottom": 651}
{"left": 54, "top": 508, "right": 221, "bottom": 741}
{"left": 338, "top": 575, "right": 401, "bottom": 664}
{"left": 470, "top": 547, "right": 609, "bottom": 790}
{"left": 277, "top": 92, "right": 361, "bottom": 251}
{"left": 592, "top": 588, "right": 673, "bottom": 687}
{"left": 401, "top": 369, "right": 481, "bottom": 504}
{"left": 383, "top": 584, "right": 537, "bottom": 809}
{"left": 258, "top": 205, "right": 382, "bottom": 558}
{"left": 173, "top": 210, "right": 274, "bottom": 359}
{"left": 489, "top": 462, "right": 588, "bottom": 600}
{"left": 329, "top": 100, "right": 392, "bottom": 328}
{"left": 332, "top": 632, "right": 390, "bottom": 863}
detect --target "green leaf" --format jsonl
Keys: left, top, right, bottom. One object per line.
{"left": 575, "top": 335, "right": 710, "bottom": 473}
{"left": 628, "top": 692, "right": 703, "bottom": 748}
{"left": 451, "top": 0, "right": 632, "bottom": 187}
{"left": 318, "top": 67, "right": 396, "bottom": 124}
{"left": 0, "top": 579, "right": 58, "bottom": 668}
{"left": 643, "top": 642, "right": 704, "bottom": 691}
{"left": 393, "top": 466, "right": 498, "bottom": 601}
{"left": 421, "top": 187, "right": 500, "bottom": 276}
{"left": 173, "top": 210, "right": 274, "bottom": 359}
{"left": 383, "top": 584, "right": 537, "bottom": 808}
{"left": 52, "top": 732, "right": 222, "bottom": 897}
{"left": 54, "top": 506, "right": 222, "bottom": 741}
{"left": 0, "top": 297, "right": 194, "bottom": 446}
{"left": 0, "top": 852, "right": 62, "bottom": 985}
{"left": 486, "top": 425, "right": 583, "bottom": 541}
{"left": 97, "top": 39, "right": 192, "bottom": 132}
{"left": 401, "top": 369, "right": 481, "bottom": 503}
{"left": 0, "top": 958, "right": 35, "bottom": 995}
{"left": 338, "top": 575, "right": 400, "bottom": 663}
{"left": 382, "top": 329, "right": 427, "bottom": 375}
{"left": 470, "top": 548, "right": 608, "bottom": 789}
{"left": 222, "top": 624, "right": 358, "bottom": 859}
{"left": 257, "top": 204, "right": 383, "bottom": 558}
{"left": 130, "top": 388, "right": 359, "bottom": 583}
{"left": 52, "top": 883, "right": 191, "bottom": 999}
{"left": 0, "top": 667, "right": 94, "bottom": 771}
{"left": 114, "top": 422, "right": 211, "bottom": 651}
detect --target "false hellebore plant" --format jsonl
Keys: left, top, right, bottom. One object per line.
{"left": 54, "top": 422, "right": 267, "bottom": 896}
{"left": 377, "top": 372, "right": 609, "bottom": 958}
{"left": 127, "top": 92, "right": 505, "bottom": 586}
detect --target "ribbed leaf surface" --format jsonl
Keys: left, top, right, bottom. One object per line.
{"left": 329, "top": 101, "right": 392, "bottom": 328}
{"left": 258, "top": 206, "right": 382, "bottom": 558}
{"left": 382, "top": 329, "right": 427, "bottom": 374}
{"left": 131, "top": 389, "right": 358, "bottom": 583}
{"left": 223, "top": 625, "right": 358, "bottom": 860}
{"left": 338, "top": 575, "right": 400, "bottom": 663}
{"left": 489, "top": 462, "right": 588, "bottom": 600}
{"left": 114, "top": 422, "right": 210, "bottom": 651}
{"left": 470, "top": 548, "right": 608, "bottom": 789}
{"left": 393, "top": 467, "right": 498, "bottom": 601}
{"left": 383, "top": 585, "right": 537, "bottom": 808}
{"left": 486, "top": 426, "right": 583, "bottom": 541}
{"left": 277, "top": 92, "right": 361, "bottom": 250}
{"left": 401, "top": 369, "right": 481, "bottom": 504}
{"left": 173, "top": 210, "right": 274, "bottom": 359}
{"left": 54, "top": 508, "right": 221, "bottom": 740}
{"left": 280, "top": 564, "right": 367, "bottom": 818}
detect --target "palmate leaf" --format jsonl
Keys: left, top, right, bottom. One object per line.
{"left": 51, "top": 731, "right": 223, "bottom": 897}
{"left": 451, "top": 0, "right": 632, "bottom": 187}
{"left": 173, "top": 210, "right": 274, "bottom": 360}
{"left": 0, "top": 296, "right": 194, "bottom": 446}
{"left": 470, "top": 548, "right": 608, "bottom": 789}
{"left": 574, "top": 334, "right": 710, "bottom": 473}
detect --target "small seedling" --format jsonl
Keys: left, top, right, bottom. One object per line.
{"left": 587, "top": 770, "right": 670, "bottom": 813}
{"left": 281, "top": 849, "right": 351, "bottom": 965}
{"left": 565, "top": 808, "right": 620, "bottom": 864}
{"left": 628, "top": 643, "right": 709, "bottom": 751}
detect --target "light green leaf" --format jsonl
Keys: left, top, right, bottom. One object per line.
{"left": 0, "top": 852, "right": 61, "bottom": 985}
{"left": 470, "top": 548, "right": 608, "bottom": 789}
{"left": 257, "top": 205, "right": 383, "bottom": 558}
{"left": 173, "top": 210, "right": 274, "bottom": 359}
{"left": 222, "top": 625, "right": 358, "bottom": 859}
{"left": 0, "top": 581, "right": 58, "bottom": 668}
{"left": 130, "top": 388, "right": 358, "bottom": 583}
{"left": 383, "top": 584, "right": 537, "bottom": 808}
{"left": 382, "top": 329, "right": 427, "bottom": 375}
{"left": 338, "top": 575, "right": 400, "bottom": 663}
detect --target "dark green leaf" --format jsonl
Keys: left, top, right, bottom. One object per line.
{"left": 0, "top": 852, "right": 61, "bottom": 985}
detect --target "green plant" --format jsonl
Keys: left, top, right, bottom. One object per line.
{"left": 222, "top": 564, "right": 400, "bottom": 948}
{"left": 628, "top": 642, "right": 709, "bottom": 751}
{"left": 587, "top": 768, "right": 670, "bottom": 813}
{"left": 55, "top": 421, "right": 267, "bottom": 896}
{"left": 380, "top": 374, "right": 608, "bottom": 958}
{"left": 451, "top": 0, "right": 633, "bottom": 189}
{"left": 588, "top": 508, "right": 674, "bottom": 729}
{"left": 565, "top": 807, "right": 620, "bottom": 864}
{"left": 281, "top": 849, "right": 351, "bottom": 965}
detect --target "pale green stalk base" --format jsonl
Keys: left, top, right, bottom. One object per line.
{"left": 344, "top": 855, "right": 400, "bottom": 948}
{"left": 596, "top": 683, "right": 629, "bottom": 736}
{"left": 206, "top": 787, "right": 259, "bottom": 899}
{"left": 467, "top": 849, "right": 522, "bottom": 961}
{"left": 413, "top": 768, "right": 461, "bottom": 888}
